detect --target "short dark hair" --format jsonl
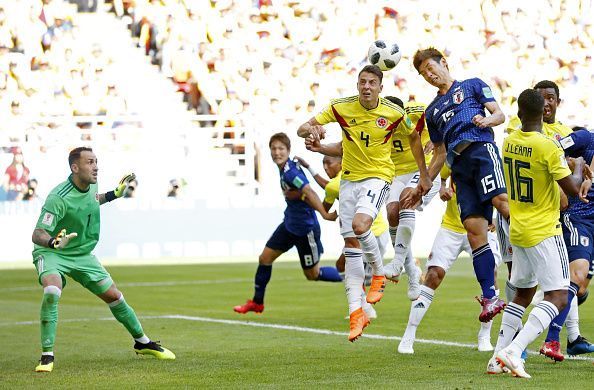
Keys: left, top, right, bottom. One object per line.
{"left": 385, "top": 96, "right": 404, "bottom": 109}
{"left": 533, "top": 80, "right": 560, "bottom": 99}
{"left": 358, "top": 65, "right": 383, "bottom": 83}
{"left": 413, "top": 47, "right": 444, "bottom": 72}
{"left": 68, "top": 146, "right": 93, "bottom": 167}
{"left": 518, "top": 89, "right": 544, "bottom": 118}
{"left": 269, "top": 132, "right": 291, "bottom": 150}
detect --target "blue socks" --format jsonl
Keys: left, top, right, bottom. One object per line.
{"left": 472, "top": 244, "right": 496, "bottom": 299}
{"left": 253, "top": 264, "right": 272, "bottom": 304}
{"left": 545, "top": 282, "right": 579, "bottom": 342}
{"left": 318, "top": 266, "right": 343, "bottom": 282}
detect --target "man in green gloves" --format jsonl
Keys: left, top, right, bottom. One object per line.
{"left": 32, "top": 146, "right": 175, "bottom": 373}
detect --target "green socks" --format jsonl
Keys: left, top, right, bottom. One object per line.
{"left": 108, "top": 295, "right": 144, "bottom": 339}
{"left": 40, "top": 286, "right": 61, "bottom": 352}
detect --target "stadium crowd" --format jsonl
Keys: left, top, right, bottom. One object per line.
{"left": 124, "top": 0, "right": 593, "bottom": 129}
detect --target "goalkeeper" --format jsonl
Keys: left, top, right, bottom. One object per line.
{"left": 31, "top": 147, "right": 175, "bottom": 373}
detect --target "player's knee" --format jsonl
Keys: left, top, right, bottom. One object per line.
{"left": 352, "top": 218, "right": 371, "bottom": 236}
{"left": 258, "top": 253, "right": 274, "bottom": 265}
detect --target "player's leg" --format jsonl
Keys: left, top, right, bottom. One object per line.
{"left": 384, "top": 175, "right": 407, "bottom": 281}
{"left": 496, "top": 236, "right": 569, "bottom": 378}
{"left": 234, "top": 223, "right": 288, "bottom": 313}
{"left": 352, "top": 179, "right": 390, "bottom": 304}
{"left": 300, "top": 225, "right": 341, "bottom": 282}
{"left": 399, "top": 228, "right": 462, "bottom": 354}
{"left": 33, "top": 252, "right": 67, "bottom": 372}
{"left": 478, "top": 231, "right": 503, "bottom": 352}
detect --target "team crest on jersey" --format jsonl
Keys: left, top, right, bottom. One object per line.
{"left": 376, "top": 117, "right": 388, "bottom": 128}
{"left": 453, "top": 90, "right": 464, "bottom": 104}
{"left": 581, "top": 236, "right": 589, "bottom": 247}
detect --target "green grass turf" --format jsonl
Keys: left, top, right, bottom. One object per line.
{"left": 1, "top": 259, "right": 592, "bottom": 388}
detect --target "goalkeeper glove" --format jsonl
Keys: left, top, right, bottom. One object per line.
{"left": 49, "top": 229, "right": 78, "bottom": 249}
{"left": 114, "top": 173, "right": 136, "bottom": 198}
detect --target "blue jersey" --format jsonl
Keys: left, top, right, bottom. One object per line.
{"left": 560, "top": 129, "right": 594, "bottom": 217}
{"left": 425, "top": 78, "right": 497, "bottom": 166}
{"left": 279, "top": 158, "right": 319, "bottom": 235}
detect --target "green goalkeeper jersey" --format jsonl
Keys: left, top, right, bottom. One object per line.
{"left": 33, "top": 176, "right": 101, "bottom": 257}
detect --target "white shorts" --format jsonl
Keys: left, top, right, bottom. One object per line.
{"left": 510, "top": 235, "right": 570, "bottom": 292}
{"left": 386, "top": 171, "right": 441, "bottom": 211}
{"left": 339, "top": 178, "right": 390, "bottom": 238}
{"left": 426, "top": 228, "right": 502, "bottom": 272}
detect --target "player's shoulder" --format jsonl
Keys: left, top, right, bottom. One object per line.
{"left": 404, "top": 101, "right": 427, "bottom": 113}
{"left": 50, "top": 179, "right": 75, "bottom": 199}
{"left": 462, "top": 77, "right": 486, "bottom": 86}
{"left": 379, "top": 97, "right": 406, "bottom": 116}
{"left": 330, "top": 95, "right": 358, "bottom": 106}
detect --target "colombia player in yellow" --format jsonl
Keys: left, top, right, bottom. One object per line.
{"left": 297, "top": 65, "right": 431, "bottom": 341}
{"left": 399, "top": 165, "right": 502, "bottom": 354}
{"left": 32, "top": 147, "right": 175, "bottom": 373}
{"left": 382, "top": 97, "right": 444, "bottom": 301}
{"left": 489, "top": 89, "right": 589, "bottom": 378}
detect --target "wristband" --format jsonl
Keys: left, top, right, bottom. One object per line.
{"left": 47, "top": 237, "right": 55, "bottom": 248}
{"left": 307, "top": 166, "right": 318, "bottom": 177}
{"left": 105, "top": 190, "right": 117, "bottom": 202}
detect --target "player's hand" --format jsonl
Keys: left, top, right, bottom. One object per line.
{"left": 323, "top": 210, "right": 338, "bottom": 221}
{"left": 293, "top": 156, "right": 309, "bottom": 168}
{"left": 583, "top": 165, "right": 593, "bottom": 181}
{"left": 309, "top": 125, "right": 326, "bottom": 141}
{"left": 419, "top": 175, "right": 432, "bottom": 195}
{"left": 401, "top": 187, "right": 422, "bottom": 209}
{"left": 439, "top": 186, "right": 453, "bottom": 202}
{"left": 423, "top": 141, "right": 434, "bottom": 155}
{"left": 579, "top": 179, "right": 591, "bottom": 203}
{"left": 305, "top": 136, "right": 322, "bottom": 152}
{"left": 114, "top": 173, "right": 136, "bottom": 198}
{"left": 472, "top": 114, "right": 490, "bottom": 128}
{"left": 52, "top": 228, "right": 78, "bottom": 249}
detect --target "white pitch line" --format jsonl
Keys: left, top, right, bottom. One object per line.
{"left": 3, "top": 313, "right": 593, "bottom": 361}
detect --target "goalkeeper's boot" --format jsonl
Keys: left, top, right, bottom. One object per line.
{"left": 35, "top": 355, "right": 54, "bottom": 372}
{"left": 496, "top": 347, "right": 531, "bottom": 378}
{"left": 476, "top": 296, "right": 506, "bottom": 322}
{"left": 233, "top": 300, "right": 264, "bottom": 314}
{"left": 366, "top": 275, "right": 386, "bottom": 304}
{"left": 348, "top": 307, "right": 370, "bottom": 342}
{"left": 567, "top": 335, "right": 594, "bottom": 356}
{"left": 540, "top": 340, "right": 564, "bottom": 362}
{"left": 134, "top": 340, "right": 176, "bottom": 360}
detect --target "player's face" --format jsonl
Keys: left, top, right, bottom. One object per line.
{"left": 418, "top": 58, "right": 449, "bottom": 88}
{"left": 536, "top": 87, "right": 560, "bottom": 124}
{"left": 270, "top": 140, "right": 289, "bottom": 167}
{"left": 323, "top": 156, "right": 341, "bottom": 179}
{"left": 72, "top": 151, "right": 98, "bottom": 185}
{"left": 357, "top": 72, "right": 382, "bottom": 107}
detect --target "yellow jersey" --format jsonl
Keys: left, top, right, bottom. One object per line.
{"left": 503, "top": 130, "right": 571, "bottom": 247}
{"left": 316, "top": 96, "right": 413, "bottom": 183}
{"left": 324, "top": 172, "right": 388, "bottom": 237}
{"left": 391, "top": 101, "right": 432, "bottom": 176}
{"left": 439, "top": 165, "right": 466, "bottom": 234}
{"left": 506, "top": 115, "right": 573, "bottom": 141}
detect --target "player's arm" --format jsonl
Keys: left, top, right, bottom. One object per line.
{"left": 297, "top": 117, "right": 326, "bottom": 141}
{"left": 407, "top": 129, "right": 431, "bottom": 193}
{"left": 32, "top": 195, "right": 76, "bottom": 249}
{"left": 305, "top": 138, "right": 343, "bottom": 157}
{"left": 559, "top": 186, "right": 569, "bottom": 211}
{"left": 98, "top": 173, "right": 136, "bottom": 205}
{"left": 427, "top": 141, "right": 446, "bottom": 181}
{"left": 301, "top": 184, "right": 337, "bottom": 221}
{"left": 557, "top": 157, "right": 587, "bottom": 197}
{"left": 472, "top": 101, "right": 505, "bottom": 128}
{"left": 294, "top": 156, "right": 329, "bottom": 189}
{"left": 32, "top": 228, "right": 77, "bottom": 249}
{"left": 438, "top": 164, "right": 453, "bottom": 202}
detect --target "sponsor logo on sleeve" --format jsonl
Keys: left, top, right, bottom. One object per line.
{"left": 292, "top": 176, "right": 304, "bottom": 188}
{"left": 482, "top": 87, "right": 493, "bottom": 98}
{"left": 41, "top": 212, "right": 54, "bottom": 227}
{"left": 560, "top": 136, "right": 575, "bottom": 150}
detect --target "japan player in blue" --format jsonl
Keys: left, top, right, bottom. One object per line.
{"left": 540, "top": 128, "right": 594, "bottom": 360}
{"left": 407, "top": 47, "right": 510, "bottom": 322}
{"left": 234, "top": 132, "right": 342, "bottom": 314}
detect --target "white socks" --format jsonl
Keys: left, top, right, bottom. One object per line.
{"left": 356, "top": 230, "right": 383, "bottom": 275}
{"left": 566, "top": 297, "right": 580, "bottom": 343}
{"left": 403, "top": 285, "right": 434, "bottom": 340}
{"left": 393, "top": 210, "right": 415, "bottom": 264}
{"left": 344, "top": 248, "right": 365, "bottom": 314}
{"left": 494, "top": 302, "right": 525, "bottom": 353}
{"left": 134, "top": 335, "right": 150, "bottom": 344}
{"left": 509, "top": 301, "right": 559, "bottom": 355}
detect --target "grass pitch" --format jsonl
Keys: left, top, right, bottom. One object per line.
{"left": 1, "top": 259, "right": 592, "bottom": 388}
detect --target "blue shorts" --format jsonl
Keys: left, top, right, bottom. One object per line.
{"left": 451, "top": 142, "right": 507, "bottom": 223}
{"left": 265, "top": 222, "right": 323, "bottom": 269}
{"left": 561, "top": 212, "right": 594, "bottom": 265}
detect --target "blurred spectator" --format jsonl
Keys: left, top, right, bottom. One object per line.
{"left": 2, "top": 146, "right": 30, "bottom": 201}
{"left": 22, "top": 178, "right": 39, "bottom": 201}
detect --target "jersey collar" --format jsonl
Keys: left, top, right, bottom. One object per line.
{"left": 68, "top": 175, "right": 90, "bottom": 193}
